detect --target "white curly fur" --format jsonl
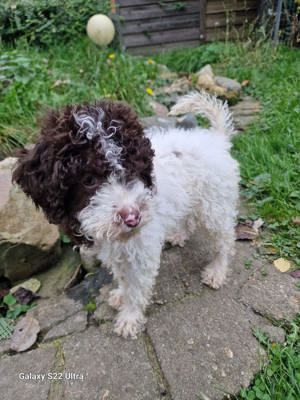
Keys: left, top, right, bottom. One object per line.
{"left": 78, "top": 92, "right": 240, "bottom": 339}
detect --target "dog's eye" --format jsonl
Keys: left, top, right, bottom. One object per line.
{"left": 82, "top": 175, "right": 98, "bottom": 188}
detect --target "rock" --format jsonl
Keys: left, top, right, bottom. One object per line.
{"left": 0, "top": 347, "right": 56, "bottom": 400}
{"left": 176, "top": 113, "right": 198, "bottom": 130}
{"left": 0, "top": 157, "right": 61, "bottom": 283}
{"left": 158, "top": 76, "right": 191, "bottom": 95}
{"left": 141, "top": 116, "right": 177, "bottom": 130}
{"left": 34, "top": 247, "right": 82, "bottom": 298}
{"left": 215, "top": 76, "right": 242, "bottom": 94}
{"left": 195, "top": 64, "right": 241, "bottom": 100}
{"left": 149, "top": 100, "right": 169, "bottom": 117}
{"left": 43, "top": 311, "right": 87, "bottom": 341}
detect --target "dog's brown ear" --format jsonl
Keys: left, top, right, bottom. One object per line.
{"left": 12, "top": 141, "right": 67, "bottom": 225}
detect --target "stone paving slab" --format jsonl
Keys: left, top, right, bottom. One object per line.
{"left": 60, "top": 326, "right": 160, "bottom": 400}
{"left": 0, "top": 347, "right": 56, "bottom": 400}
{"left": 27, "top": 294, "right": 83, "bottom": 331}
{"left": 147, "top": 292, "right": 262, "bottom": 400}
{"left": 43, "top": 311, "right": 87, "bottom": 342}
{"left": 240, "top": 263, "right": 300, "bottom": 321}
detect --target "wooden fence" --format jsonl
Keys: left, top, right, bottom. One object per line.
{"left": 115, "top": 0, "right": 259, "bottom": 54}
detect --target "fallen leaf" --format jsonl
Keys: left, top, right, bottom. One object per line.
{"left": 13, "top": 287, "right": 39, "bottom": 305}
{"left": 273, "top": 258, "right": 291, "bottom": 273}
{"left": 63, "top": 264, "right": 84, "bottom": 290}
{"left": 11, "top": 278, "right": 41, "bottom": 294}
{"left": 235, "top": 224, "right": 257, "bottom": 240}
{"left": 10, "top": 316, "right": 40, "bottom": 352}
{"left": 290, "top": 269, "right": 300, "bottom": 279}
{"left": 235, "top": 218, "right": 264, "bottom": 240}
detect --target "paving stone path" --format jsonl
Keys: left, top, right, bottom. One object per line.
{"left": 1, "top": 235, "right": 299, "bottom": 400}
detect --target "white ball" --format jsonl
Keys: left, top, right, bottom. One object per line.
{"left": 87, "top": 14, "right": 115, "bottom": 46}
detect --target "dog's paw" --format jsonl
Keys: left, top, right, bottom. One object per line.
{"left": 114, "top": 310, "right": 146, "bottom": 339}
{"left": 201, "top": 267, "right": 226, "bottom": 289}
{"left": 108, "top": 288, "right": 123, "bottom": 310}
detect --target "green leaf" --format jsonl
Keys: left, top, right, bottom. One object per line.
{"left": 3, "top": 293, "right": 17, "bottom": 306}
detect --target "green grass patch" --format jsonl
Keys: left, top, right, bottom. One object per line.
{"left": 0, "top": 38, "right": 157, "bottom": 155}
{"left": 238, "top": 317, "right": 300, "bottom": 400}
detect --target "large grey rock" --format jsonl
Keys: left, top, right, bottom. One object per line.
{"left": 147, "top": 293, "right": 262, "bottom": 400}
{"left": 0, "top": 347, "right": 56, "bottom": 399}
{"left": 0, "top": 157, "right": 60, "bottom": 283}
{"left": 61, "top": 326, "right": 159, "bottom": 400}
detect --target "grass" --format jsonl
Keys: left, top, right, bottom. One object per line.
{"left": 238, "top": 319, "right": 300, "bottom": 400}
{"left": 158, "top": 42, "right": 300, "bottom": 264}
{"left": 0, "top": 37, "right": 157, "bottom": 154}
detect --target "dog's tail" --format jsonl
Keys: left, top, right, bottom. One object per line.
{"left": 169, "top": 91, "right": 235, "bottom": 137}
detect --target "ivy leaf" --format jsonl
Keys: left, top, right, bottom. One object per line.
{"left": 3, "top": 293, "right": 17, "bottom": 306}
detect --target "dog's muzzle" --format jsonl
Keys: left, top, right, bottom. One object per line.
{"left": 117, "top": 206, "right": 141, "bottom": 228}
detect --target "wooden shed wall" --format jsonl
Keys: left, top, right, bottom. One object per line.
{"left": 115, "top": 0, "right": 258, "bottom": 54}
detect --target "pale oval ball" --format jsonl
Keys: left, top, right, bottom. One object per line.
{"left": 87, "top": 14, "right": 115, "bottom": 46}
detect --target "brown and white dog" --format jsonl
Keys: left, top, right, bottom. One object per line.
{"left": 13, "top": 92, "right": 240, "bottom": 338}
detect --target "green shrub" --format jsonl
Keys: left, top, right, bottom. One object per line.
{"left": 0, "top": 0, "right": 110, "bottom": 46}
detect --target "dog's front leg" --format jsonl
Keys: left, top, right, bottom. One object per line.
{"left": 110, "top": 241, "right": 162, "bottom": 339}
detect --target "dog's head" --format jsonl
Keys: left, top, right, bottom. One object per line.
{"left": 13, "top": 100, "right": 155, "bottom": 245}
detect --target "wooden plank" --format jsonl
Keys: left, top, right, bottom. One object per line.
{"left": 123, "top": 27, "right": 200, "bottom": 47}
{"left": 205, "top": 24, "right": 247, "bottom": 41}
{"left": 118, "top": 0, "right": 186, "bottom": 6}
{"left": 206, "top": 10, "right": 257, "bottom": 28}
{"left": 119, "top": 1, "right": 200, "bottom": 20}
{"left": 207, "top": 0, "right": 258, "bottom": 14}
{"left": 127, "top": 40, "right": 200, "bottom": 55}
{"left": 121, "top": 13, "right": 200, "bottom": 34}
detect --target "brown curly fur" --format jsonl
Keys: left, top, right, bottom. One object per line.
{"left": 12, "top": 100, "right": 154, "bottom": 245}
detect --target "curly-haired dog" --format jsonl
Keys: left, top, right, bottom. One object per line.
{"left": 13, "top": 92, "right": 240, "bottom": 339}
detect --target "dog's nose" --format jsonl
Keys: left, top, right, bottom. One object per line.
{"left": 117, "top": 206, "right": 141, "bottom": 228}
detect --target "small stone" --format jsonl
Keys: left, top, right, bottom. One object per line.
{"left": 224, "top": 347, "right": 234, "bottom": 358}
{"left": 149, "top": 100, "right": 169, "bottom": 117}
{"left": 215, "top": 76, "right": 242, "bottom": 94}
{"left": 176, "top": 114, "right": 198, "bottom": 130}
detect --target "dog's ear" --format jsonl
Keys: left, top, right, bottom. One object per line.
{"left": 12, "top": 141, "right": 68, "bottom": 225}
